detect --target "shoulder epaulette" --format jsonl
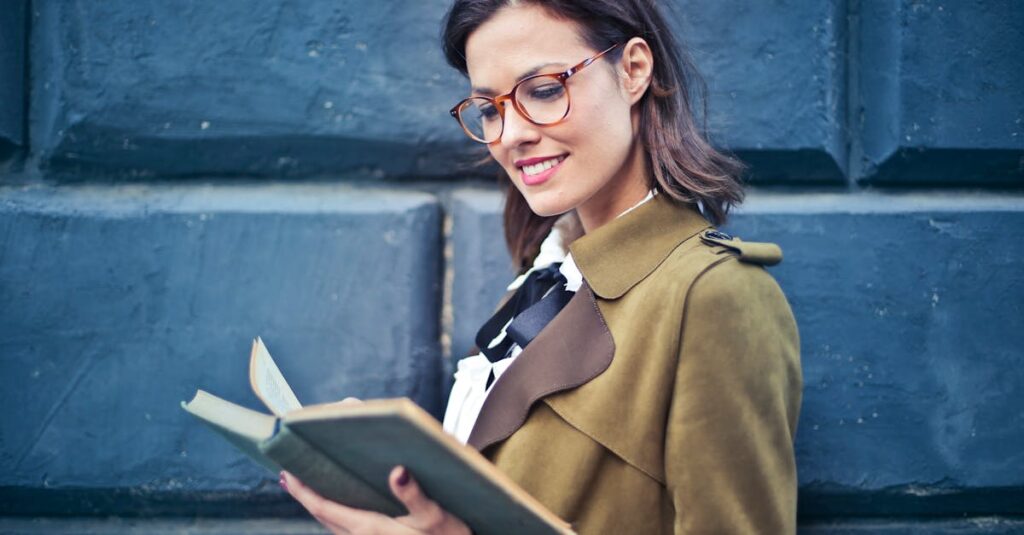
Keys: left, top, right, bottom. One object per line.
{"left": 699, "top": 229, "right": 783, "bottom": 266}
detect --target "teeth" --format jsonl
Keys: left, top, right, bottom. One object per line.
{"left": 522, "top": 156, "right": 565, "bottom": 176}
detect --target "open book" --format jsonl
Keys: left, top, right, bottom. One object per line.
{"left": 182, "top": 338, "right": 573, "bottom": 535}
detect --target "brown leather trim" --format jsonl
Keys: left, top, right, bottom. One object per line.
{"left": 467, "top": 281, "right": 615, "bottom": 452}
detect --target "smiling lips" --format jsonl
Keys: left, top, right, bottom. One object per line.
{"left": 517, "top": 155, "right": 567, "bottom": 186}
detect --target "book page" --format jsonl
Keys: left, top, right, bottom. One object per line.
{"left": 181, "top": 389, "right": 281, "bottom": 472}
{"left": 249, "top": 337, "right": 302, "bottom": 416}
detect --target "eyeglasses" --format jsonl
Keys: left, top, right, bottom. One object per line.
{"left": 449, "top": 43, "right": 622, "bottom": 144}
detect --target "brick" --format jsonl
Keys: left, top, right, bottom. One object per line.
{"left": 0, "top": 184, "right": 442, "bottom": 514}
{"left": 29, "top": 1, "right": 471, "bottom": 179}
{"left": 0, "top": 517, "right": 326, "bottom": 534}
{"left": 725, "top": 193, "right": 1024, "bottom": 515}
{"left": 449, "top": 189, "right": 515, "bottom": 367}
{"left": 0, "top": 0, "right": 26, "bottom": 160}
{"left": 856, "top": 0, "right": 1024, "bottom": 184}
{"left": 799, "top": 517, "right": 1024, "bottom": 534}
{"left": 678, "top": 0, "right": 847, "bottom": 182}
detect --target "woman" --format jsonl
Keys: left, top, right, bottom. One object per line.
{"left": 281, "top": 1, "right": 802, "bottom": 533}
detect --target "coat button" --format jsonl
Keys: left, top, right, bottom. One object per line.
{"left": 705, "top": 230, "right": 733, "bottom": 240}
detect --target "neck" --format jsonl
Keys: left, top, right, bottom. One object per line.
{"left": 575, "top": 138, "right": 651, "bottom": 234}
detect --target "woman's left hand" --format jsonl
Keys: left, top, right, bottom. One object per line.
{"left": 280, "top": 466, "right": 472, "bottom": 535}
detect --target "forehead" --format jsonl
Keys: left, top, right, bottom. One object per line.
{"left": 464, "top": 5, "right": 590, "bottom": 88}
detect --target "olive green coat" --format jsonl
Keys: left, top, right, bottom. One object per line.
{"left": 467, "top": 194, "right": 802, "bottom": 534}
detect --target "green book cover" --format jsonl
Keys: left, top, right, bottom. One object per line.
{"left": 181, "top": 338, "right": 573, "bottom": 535}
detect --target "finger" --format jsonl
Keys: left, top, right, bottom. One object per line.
{"left": 324, "top": 397, "right": 362, "bottom": 410}
{"left": 281, "top": 470, "right": 378, "bottom": 533}
{"left": 389, "top": 466, "right": 447, "bottom": 532}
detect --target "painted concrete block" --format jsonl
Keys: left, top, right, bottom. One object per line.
{"left": 857, "top": 0, "right": 1024, "bottom": 184}
{"left": 0, "top": 0, "right": 26, "bottom": 161}
{"left": 799, "top": 517, "right": 1024, "bottom": 534}
{"left": 29, "top": 0, "right": 854, "bottom": 183}
{"left": 0, "top": 517, "right": 327, "bottom": 535}
{"left": 0, "top": 185, "right": 442, "bottom": 515}
{"left": 677, "top": 0, "right": 847, "bottom": 182}
{"left": 28, "top": 0, "right": 473, "bottom": 179}
{"left": 449, "top": 189, "right": 516, "bottom": 367}
{"left": 725, "top": 193, "right": 1024, "bottom": 516}
{"left": 447, "top": 188, "right": 1024, "bottom": 516}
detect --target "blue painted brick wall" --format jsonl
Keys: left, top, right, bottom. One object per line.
{"left": 22, "top": 1, "right": 1023, "bottom": 183}
{"left": 1, "top": 0, "right": 1022, "bottom": 532}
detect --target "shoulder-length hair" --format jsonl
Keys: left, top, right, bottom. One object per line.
{"left": 443, "top": 0, "right": 745, "bottom": 272}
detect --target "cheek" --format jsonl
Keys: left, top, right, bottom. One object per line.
{"left": 483, "top": 140, "right": 508, "bottom": 165}
{"left": 487, "top": 144, "right": 503, "bottom": 164}
{"left": 569, "top": 95, "right": 634, "bottom": 166}
{"left": 573, "top": 76, "right": 632, "bottom": 140}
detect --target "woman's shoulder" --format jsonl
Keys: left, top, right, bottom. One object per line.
{"left": 667, "top": 230, "right": 800, "bottom": 365}
{"left": 643, "top": 228, "right": 787, "bottom": 301}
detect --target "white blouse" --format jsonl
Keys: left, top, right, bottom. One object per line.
{"left": 442, "top": 190, "right": 656, "bottom": 444}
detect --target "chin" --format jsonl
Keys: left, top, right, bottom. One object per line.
{"left": 521, "top": 191, "right": 577, "bottom": 218}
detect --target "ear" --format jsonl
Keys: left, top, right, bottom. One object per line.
{"left": 618, "top": 37, "right": 654, "bottom": 105}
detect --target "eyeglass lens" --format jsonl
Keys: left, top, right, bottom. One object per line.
{"left": 458, "top": 76, "right": 569, "bottom": 143}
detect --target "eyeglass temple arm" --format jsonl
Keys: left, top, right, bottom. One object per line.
{"left": 564, "top": 43, "right": 622, "bottom": 78}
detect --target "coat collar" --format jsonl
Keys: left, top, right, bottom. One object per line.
{"left": 570, "top": 194, "right": 711, "bottom": 299}
{"left": 467, "top": 195, "right": 710, "bottom": 452}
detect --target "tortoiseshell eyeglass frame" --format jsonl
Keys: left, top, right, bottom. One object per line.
{"left": 449, "top": 43, "right": 623, "bottom": 144}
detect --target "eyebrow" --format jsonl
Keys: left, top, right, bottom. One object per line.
{"left": 471, "top": 61, "right": 568, "bottom": 96}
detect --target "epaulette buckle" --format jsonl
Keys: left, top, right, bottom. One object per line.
{"left": 700, "top": 229, "right": 783, "bottom": 266}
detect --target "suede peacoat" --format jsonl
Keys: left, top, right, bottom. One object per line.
{"left": 466, "top": 193, "right": 803, "bottom": 534}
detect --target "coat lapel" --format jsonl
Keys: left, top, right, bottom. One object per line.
{"left": 466, "top": 195, "right": 710, "bottom": 452}
{"left": 467, "top": 281, "right": 614, "bottom": 452}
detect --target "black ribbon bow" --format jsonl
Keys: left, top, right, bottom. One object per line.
{"left": 475, "top": 263, "right": 574, "bottom": 364}
{"left": 506, "top": 278, "right": 574, "bottom": 349}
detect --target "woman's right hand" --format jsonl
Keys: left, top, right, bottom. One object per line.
{"left": 281, "top": 466, "right": 472, "bottom": 535}
{"left": 323, "top": 396, "right": 363, "bottom": 409}
{"left": 285, "top": 396, "right": 472, "bottom": 534}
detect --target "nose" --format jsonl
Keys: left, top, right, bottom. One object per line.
{"left": 498, "top": 104, "right": 541, "bottom": 150}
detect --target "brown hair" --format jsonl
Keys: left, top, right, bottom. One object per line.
{"left": 443, "top": 0, "right": 745, "bottom": 272}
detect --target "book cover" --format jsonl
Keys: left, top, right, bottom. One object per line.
{"left": 181, "top": 338, "right": 573, "bottom": 535}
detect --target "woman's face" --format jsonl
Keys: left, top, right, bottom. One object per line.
{"left": 464, "top": 5, "right": 651, "bottom": 229}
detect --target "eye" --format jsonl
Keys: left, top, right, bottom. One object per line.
{"left": 529, "top": 83, "right": 565, "bottom": 101}
{"left": 477, "top": 102, "right": 500, "bottom": 121}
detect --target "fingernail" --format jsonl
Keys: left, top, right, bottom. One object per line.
{"left": 396, "top": 467, "right": 409, "bottom": 487}
{"left": 279, "top": 472, "right": 288, "bottom": 491}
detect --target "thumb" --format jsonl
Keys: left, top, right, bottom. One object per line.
{"left": 388, "top": 465, "right": 446, "bottom": 530}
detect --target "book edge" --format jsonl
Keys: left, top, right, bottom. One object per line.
{"left": 263, "top": 423, "right": 406, "bottom": 516}
{"left": 285, "top": 398, "right": 572, "bottom": 533}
